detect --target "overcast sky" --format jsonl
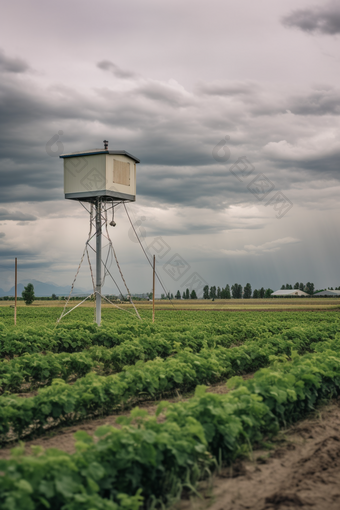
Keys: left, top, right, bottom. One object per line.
{"left": 0, "top": 0, "right": 340, "bottom": 296}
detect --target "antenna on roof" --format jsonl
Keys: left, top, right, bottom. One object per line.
{"left": 103, "top": 140, "right": 108, "bottom": 150}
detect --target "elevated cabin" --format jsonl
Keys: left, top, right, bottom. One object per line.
{"left": 60, "top": 148, "right": 140, "bottom": 203}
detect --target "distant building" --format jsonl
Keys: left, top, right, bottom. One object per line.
{"left": 271, "top": 289, "right": 309, "bottom": 297}
{"left": 313, "top": 290, "right": 340, "bottom": 297}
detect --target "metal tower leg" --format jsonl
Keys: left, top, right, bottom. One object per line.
{"left": 96, "top": 199, "right": 102, "bottom": 326}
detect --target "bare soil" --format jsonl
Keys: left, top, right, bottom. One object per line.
{"left": 179, "top": 399, "right": 340, "bottom": 510}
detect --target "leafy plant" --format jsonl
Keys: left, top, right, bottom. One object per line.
{"left": 22, "top": 283, "right": 35, "bottom": 306}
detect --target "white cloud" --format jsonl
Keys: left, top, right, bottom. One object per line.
{"left": 263, "top": 135, "right": 339, "bottom": 161}
{"left": 222, "top": 237, "right": 300, "bottom": 256}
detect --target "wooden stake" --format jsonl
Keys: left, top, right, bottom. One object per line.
{"left": 152, "top": 255, "right": 155, "bottom": 323}
{"left": 14, "top": 257, "right": 17, "bottom": 326}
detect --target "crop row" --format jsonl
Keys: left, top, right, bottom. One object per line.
{"left": 0, "top": 324, "right": 242, "bottom": 359}
{"left": 1, "top": 305, "right": 336, "bottom": 327}
{"left": 0, "top": 320, "right": 271, "bottom": 358}
{"left": 1, "top": 309, "right": 338, "bottom": 358}
{"left": 0, "top": 336, "right": 173, "bottom": 393}
{"left": 0, "top": 327, "right": 339, "bottom": 440}
{"left": 0, "top": 318, "right": 338, "bottom": 394}
{"left": 0, "top": 329, "right": 252, "bottom": 393}
{"left": 1, "top": 347, "right": 340, "bottom": 510}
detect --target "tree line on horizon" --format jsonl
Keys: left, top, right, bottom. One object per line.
{"left": 281, "top": 282, "right": 315, "bottom": 294}
{"left": 203, "top": 284, "right": 274, "bottom": 299}
{"left": 173, "top": 282, "right": 340, "bottom": 300}
{"left": 3, "top": 282, "right": 340, "bottom": 305}
{"left": 174, "top": 284, "right": 274, "bottom": 300}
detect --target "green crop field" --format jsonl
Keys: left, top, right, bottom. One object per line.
{"left": 0, "top": 304, "right": 339, "bottom": 509}
{"left": 1, "top": 297, "right": 340, "bottom": 311}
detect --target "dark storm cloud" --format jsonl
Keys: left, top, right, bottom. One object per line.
{"left": 0, "top": 49, "right": 30, "bottom": 73}
{"left": 136, "top": 82, "right": 192, "bottom": 108}
{"left": 0, "top": 209, "right": 37, "bottom": 221}
{"left": 0, "top": 182, "right": 63, "bottom": 204}
{"left": 0, "top": 259, "right": 52, "bottom": 271}
{"left": 0, "top": 246, "right": 37, "bottom": 258}
{"left": 144, "top": 220, "right": 263, "bottom": 238}
{"left": 0, "top": 79, "right": 96, "bottom": 133}
{"left": 0, "top": 241, "right": 52, "bottom": 272}
{"left": 1, "top": 50, "right": 339, "bottom": 213}
{"left": 282, "top": 2, "right": 340, "bottom": 35}
{"left": 287, "top": 89, "right": 340, "bottom": 116}
{"left": 0, "top": 152, "right": 64, "bottom": 203}
{"left": 0, "top": 72, "right": 94, "bottom": 203}
{"left": 268, "top": 151, "right": 340, "bottom": 177}
{"left": 197, "top": 81, "right": 287, "bottom": 118}
{"left": 137, "top": 164, "right": 269, "bottom": 210}
{"left": 197, "top": 81, "right": 259, "bottom": 97}
{"left": 97, "top": 60, "right": 137, "bottom": 79}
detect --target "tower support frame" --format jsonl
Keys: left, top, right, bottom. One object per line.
{"left": 95, "top": 199, "right": 102, "bottom": 326}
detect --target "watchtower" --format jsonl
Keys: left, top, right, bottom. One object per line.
{"left": 60, "top": 141, "right": 140, "bottom": 325}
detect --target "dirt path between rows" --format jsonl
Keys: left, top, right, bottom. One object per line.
{"left": 179, "top": 398, "right": 340, "bottom": 510}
